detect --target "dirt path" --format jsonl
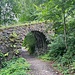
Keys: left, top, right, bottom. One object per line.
{"left": 21, "top": 51, "right": 62, "bottom": 75}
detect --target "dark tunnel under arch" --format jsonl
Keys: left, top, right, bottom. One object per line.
{"left": 23, "top": 31, "right": 48, "bottom": 55}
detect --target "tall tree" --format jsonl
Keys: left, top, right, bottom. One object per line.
{"left": 0, "top": 0, "right": 2, "bottom": 24}
{"left": 0, "top": 0, "right": 49, "bottom": 24}
{"left": 36, "top": 0, "right": 75, "bottom": 49}
{"left": 0, "top": 0, "right": 19, "bottom": 25}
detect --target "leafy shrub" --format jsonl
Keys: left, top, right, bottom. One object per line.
{"left": 48, "top": 34, "right": 75, "bottom": 62}
{"left": 39, "top": 53, "right": 50, "bottom": 61}
{"left": 60, "top": 34, "right": 75, "bottom": 66}
{"left": 0, "top": 51, "right": 7, "bottom": 68}
{"left": 0, "top": 57, "right": 30, "bottom": 75}
{"left": 48, "top": 34, "right": 65, "bottom": 60}
{"left": 47, "top": 33, "right": 75, "bottom": 75}
{"left": 0, "top": 51, "right": 4, "bottom": 62}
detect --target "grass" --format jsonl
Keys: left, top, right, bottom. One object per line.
{"left": 0, "top": 20, "right": 51, "bottom": 30}
{"left": 38, "top": 53, "right": 51, "bottom": 61}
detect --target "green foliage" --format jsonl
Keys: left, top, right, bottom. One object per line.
{"left": 0, "top": 51, "right": 6, "bottom": 68}
{"left": 36, "top": 0, "right": 75, "bottom": 21}
{"left": 1, "top": 0, "right": 75, "bottom": 74}
{"left": 39, "top": 53, "right": 50, "bottom": 61}
{"left": 40, "top": 32, "right": 75, "bottom": 74}
{"left": 19, "top": 0, "right": 48, "bottom": 22}
{"left": 53, "top": 61, "right": 75, "bottom": 75}
{"left": 34, "top": 0, "right": 75, "bottom": 51}
{"left": 9, "top": 32, "right": 18, "bottom": 49}
{"left": 0, "top": 0, "right": 18, "bottom": 25}
{"left": 23, "top": 32, "right": 36, "bottom": 46}
{"left": 10, "top": 32, "right": 18, "bottom": 38}
{"left": 48, "top": 35, "right": 65, "bottom": 60}
{"left": 0, "top": 57, "right": 30, "bottom": 75}
{"left": 0, "top": 51, "right": 4, "bottom": 66}
{"left": 60, "top": 34, "right": 75, "bottom": 66}
{"left": 0, "top": 0, "right": 50, "bottom": 24}
{"left": 23, "top": 32, "right": 36, "bottom": 54}
{"left": 48, "top": 34, "right": 75, "bottom": 62}
{"left": 6, "top": 32, "right": 20, "bottom": 59}
{"left": 0, "top": 51, "right": 4, "bottom": 59}
{"left": 47, "top": 34, "right": 75, "bottom": 75}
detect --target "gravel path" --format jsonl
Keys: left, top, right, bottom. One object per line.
{"left": 21, "top": 51, "right": 62, "bottom": 75}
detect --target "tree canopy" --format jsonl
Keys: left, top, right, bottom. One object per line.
{"left": 0, "top": 0, "right": 75, "bottom": 74}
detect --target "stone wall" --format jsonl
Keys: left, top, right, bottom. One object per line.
{"left": 0, "top": 22, "right": 53, "bottom": 56}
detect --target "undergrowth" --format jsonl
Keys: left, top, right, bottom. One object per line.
{"left": 40, "top": 34, "right": 75, "bottom": 75}
{"left": 39, "top": 53, "right": 50, "bottom": 61}
{"left": 0, "top": 57, "right": 30, "bottom": 75}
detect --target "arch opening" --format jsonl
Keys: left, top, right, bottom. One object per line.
{"left": 22, "top": 31, "right": 48, "bottom": 55}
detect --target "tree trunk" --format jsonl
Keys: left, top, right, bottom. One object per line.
{"left": 0, "top": 1, "right": 1, "bottom": 24}
{"left": 63, "top": 12, "right": 67, "bottom": 50}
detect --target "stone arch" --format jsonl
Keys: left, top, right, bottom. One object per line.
{"left": 0, "top": 22, "right": 53, "bottom": 57}
{"left": 23, "top": 30, "right": 48, "bottom": 55}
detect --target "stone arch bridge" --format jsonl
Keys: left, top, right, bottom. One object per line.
{"left": 0, "top": 22, "right": 53, "bottom": 56}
